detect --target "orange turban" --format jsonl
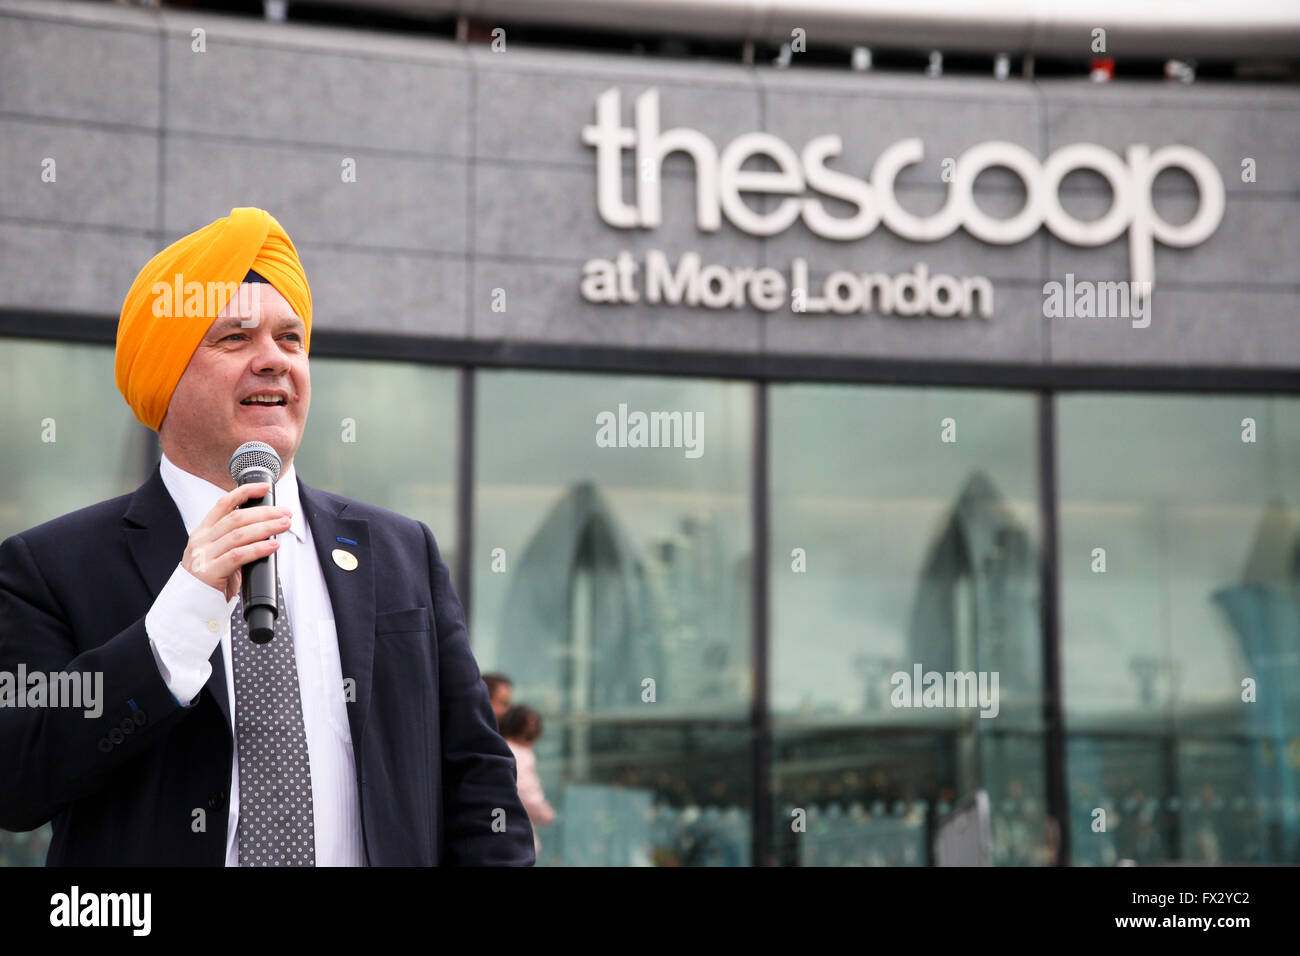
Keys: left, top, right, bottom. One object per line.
{"left": 115, "top": 207, "right": 312, "bottom": 432}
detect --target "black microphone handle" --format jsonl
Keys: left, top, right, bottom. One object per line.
{"left": 239, "top": 483, "right": 279, "bottom": 644}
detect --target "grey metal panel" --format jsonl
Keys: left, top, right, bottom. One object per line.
{"left": 162, "top": 21, "right": 470, "bottom": 156}
{"left": 155, "top": 2, "right": 465, "bottom": 61}
{"left": 466, "top": 39, "right": 757, "bottom": 85}
{"left": 1047, "top": 288, "right": 1300, "bottom": 367}
{"left": 474, "top": 64, "right": 761, "bottom": 167}
{"left": 162, "top": 138, "right": 466, "bottom": 254}
{"left": 1041, "top": 87, "right": 1300, "bottom": 196}
{"left": 0, "top": 220, "right": 160, "bottom": 314}
{"left": 763, "top": 282, "right": 1045, "bottom": 363}
{"left": 0, "top": 119, "right": 158, "bottom": 231}
{"left": 305, "top": 247, "right": 468, "bottom": 336}
{"left": 0, "top": 4, "right": 160, "bottom": 128}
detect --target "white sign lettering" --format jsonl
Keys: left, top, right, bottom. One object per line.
{"left": 582, "top": 87, "right": 1225, "bottom": 291}
{"left": 581, "top": 251, "right": 993, "bottom": 318}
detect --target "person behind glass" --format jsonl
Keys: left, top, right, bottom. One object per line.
{"left": 499, "top": 704, "right": 555, "bottom": 857}
{"left": 482, "top": 672, "right": 513, "bottom": 725}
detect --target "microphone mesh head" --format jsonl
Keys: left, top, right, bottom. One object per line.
{"left": 229, "top": 441, "right": 282, "bottom": 485}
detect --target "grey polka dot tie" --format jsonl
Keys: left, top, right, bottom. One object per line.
{"left": 230, "top": 574, "right": 315, "bottom": 866}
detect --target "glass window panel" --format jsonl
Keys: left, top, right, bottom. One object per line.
{"left": 0, "top": 340, "right": 154, "bottom": 539}
{"left": 1058, "top": 394, "right": 1300, "bottom": 863}
{"left": 770, "top": 384, "right": 1044, "bottom": 865}
{"left": 296, "top": 358, "right": 459, "bottom": 576}
{"left": 0, "top": 339, "right": 155, "bottom": 865}
{"left": 472, "top": 370, "right": 753, "bottom": 866}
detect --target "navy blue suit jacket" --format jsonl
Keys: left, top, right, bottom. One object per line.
{"left": 0, "top": 464, "right": 535, "bottom": 866}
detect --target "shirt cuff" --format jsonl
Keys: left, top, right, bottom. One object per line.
{"left": 145, "top": 564, "right": 239, "bottom": 706}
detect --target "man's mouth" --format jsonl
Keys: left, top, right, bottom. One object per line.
{"left": 240, "top": 392, "right": 287, "bottom": 407}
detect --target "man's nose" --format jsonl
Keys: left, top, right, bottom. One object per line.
{"left": 249, "top": 328, "right": 289, "bottom": 372}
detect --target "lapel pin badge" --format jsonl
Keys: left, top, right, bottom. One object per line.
{"left": 331, "top": 548, "right": 359, "bottom": 572}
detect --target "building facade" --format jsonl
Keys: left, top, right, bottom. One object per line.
{"left": 2, "top": 0, "right": 1299, "bottom": 865}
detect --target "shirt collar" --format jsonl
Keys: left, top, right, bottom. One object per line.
{"left": 159, "top": 450, "right": 305, "bottom": 545}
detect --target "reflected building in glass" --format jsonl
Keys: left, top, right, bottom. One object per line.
{"left": 1214, "top": 505, "right": 1300, "bottom": 861}
{"left": 472, "top": 371, "right": 754, "bottom": 866}
{"left": 1059, "top": 395, "right": 1300, "bottom": 867}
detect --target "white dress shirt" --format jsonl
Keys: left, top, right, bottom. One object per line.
{"left": 145, "top": 451, "right": 365, "bottom": 866}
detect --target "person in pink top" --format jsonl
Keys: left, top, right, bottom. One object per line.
{"left": 499, "top": 705, "right": 556, "bottom": 858}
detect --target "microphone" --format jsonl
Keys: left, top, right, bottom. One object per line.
{"left": 228, "top": 441, "right": 282, "bottom": 644}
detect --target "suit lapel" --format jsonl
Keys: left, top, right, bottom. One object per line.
{"left": 298, "top": 477, "right": 375, "bottom": 753}
{"left": 123, "top": 464, "right": 232, "bottom": 730}
{"left": 122, "top": 466, "right": 378, "bottom": 751}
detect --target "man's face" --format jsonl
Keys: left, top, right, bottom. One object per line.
{"left": 160, "top": 282, "right": 310, "bottom": 489}
{"left": 491, "top": 684, "right": 512, "bottom": 720}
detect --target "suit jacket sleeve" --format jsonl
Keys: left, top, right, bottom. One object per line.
{"left": 420, "top": 522, "right": 535, "bottom": 865}
{"left": 0, "top": 532, "right": 186, "bottom": 832}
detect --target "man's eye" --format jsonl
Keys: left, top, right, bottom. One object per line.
{"left": 220, "top": 332, "right": 301, "bottom": 342}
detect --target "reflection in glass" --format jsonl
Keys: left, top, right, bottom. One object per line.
{"left": 0, "top": 340, "right": 156, "bottom": 865}
{"left": 297, "top": 358, "right": 459, "bottom": 576}
{"left": 473, "top": 370, "right": 753, "bottom": 865}
{"left": 0, "top": 340, "right": 153, "bottom": 539}
{"left": 1214, "top": 506, "right": 1300, "bottom": 861}
{"left": 1059, "top": 394, "right": 1300, "bottom": 863}
{"left": 770, "top": 384, "right": 1045, "bottom": 865}
{"left": 499, "top": 482, "right": 663, "bottom": 712}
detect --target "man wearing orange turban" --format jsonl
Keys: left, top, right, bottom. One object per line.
{"left": 116, "top": 206, "right": 313, "bottom": 436}
{"left": 0, "top": 209, "right": 535, "bottom": 867}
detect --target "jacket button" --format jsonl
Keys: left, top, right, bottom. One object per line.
{"left": 108, "top": 728, "right": 124, "bottom": 745}
{"left": 97, "top": 737, "right": 113, "bottom": 752}
{"left": 133, "top": 710, "right": 148, "bottom": 726}
{"left": 207, "top": 791, "right": 226, "bottom": 809}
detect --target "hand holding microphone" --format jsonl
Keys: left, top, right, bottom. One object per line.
{"left": 179, "top": 442, "right": 288, "bottom": 642}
